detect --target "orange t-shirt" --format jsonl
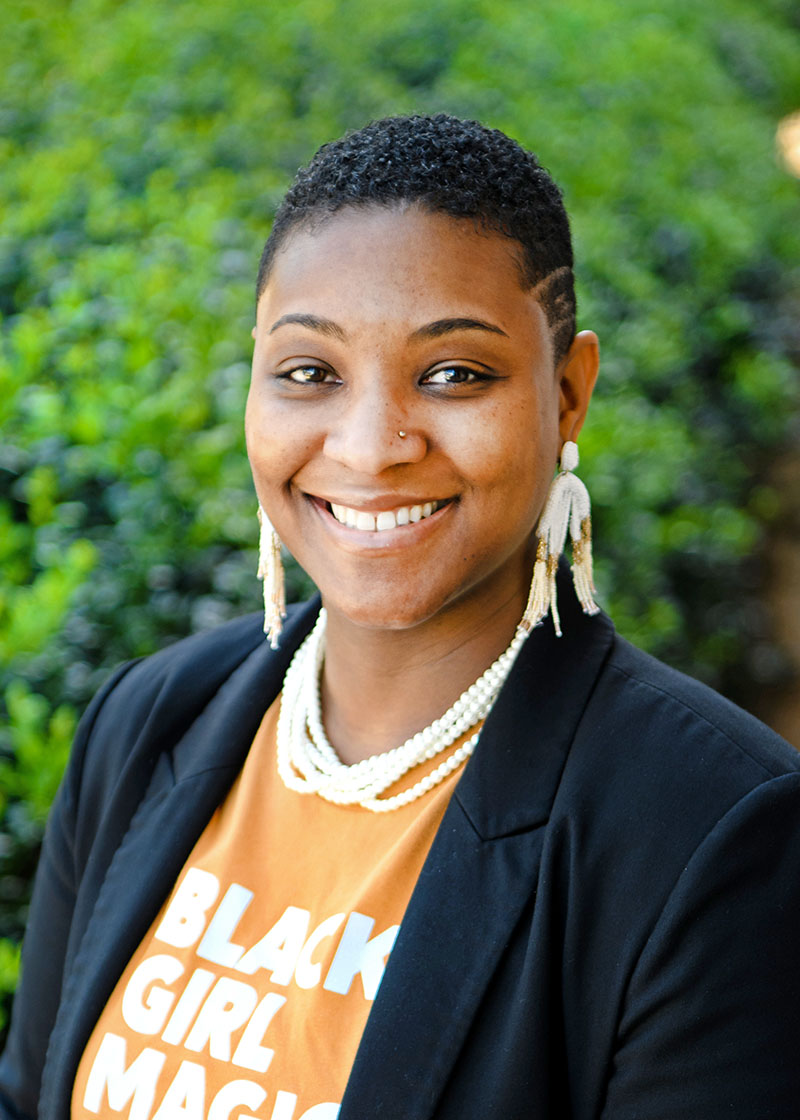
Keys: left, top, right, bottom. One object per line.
{"left": 72, "top": 695, "right": 466, "bottom": 1120}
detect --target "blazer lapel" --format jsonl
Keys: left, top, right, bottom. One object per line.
{"left": 341, "top": 586, "right": 615, "bottom": 1120}
{"left": 39, "top": 602, "right": 320, "bottom": 1120}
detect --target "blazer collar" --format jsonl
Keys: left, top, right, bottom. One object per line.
{"left": 457, "top": 574, "right": 615, "bottom": 839}
{"left": 169, "top": 596, "right": 321, "bottom": 782}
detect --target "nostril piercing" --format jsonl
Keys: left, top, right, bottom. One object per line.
{"left": 398, "top": 431, "right": 407, "bottom": 438}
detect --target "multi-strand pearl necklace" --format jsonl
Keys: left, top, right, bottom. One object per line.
{"left": 276, "top": 609, "right": 527, "bottom": 812}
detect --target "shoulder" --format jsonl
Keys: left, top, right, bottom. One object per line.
{"left": 85, "top": 599, "right": 317, "bottom": 735}
{"left": 71, "top": 612, "right": 264, "bottom": 767}
{"left": 598, "top": 633, "right": 799, "bottom": 780}
{"left": 588, "top": 642, "right": 800, "bottom": 1114}
{"left": 64, "top": 600, "right": 319, "bottom": 811}
{"left": 558, "top": 627, "right": 800, "bottom": 885}
{"left": 95, "top": 610, "right": 267, "bottom": 719}
{"left": 545, "top": 629, "right": 800, "bottom": 1047}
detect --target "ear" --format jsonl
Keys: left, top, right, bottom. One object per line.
{"left": 557, "top": 330, "right": 599, "bottom": 445}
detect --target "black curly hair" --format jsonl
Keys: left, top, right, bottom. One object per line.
{"left": 256, "top": 114, "right": 576, "bottom": 363}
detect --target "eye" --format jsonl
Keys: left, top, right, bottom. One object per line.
{"left": 282, "top": 365, "right": 340, "bottom": 384}
{"left": 421, "top": 365, "right": 489, "bottom": 386}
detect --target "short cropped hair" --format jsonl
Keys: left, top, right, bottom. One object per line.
{"left": 256, "top": 114, "right": 576, "bottom": 363}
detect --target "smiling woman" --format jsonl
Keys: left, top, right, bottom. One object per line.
{"left": 2, "top": 115, "right": 800, "bottom": 1120}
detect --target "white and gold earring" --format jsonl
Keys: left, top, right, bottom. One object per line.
{"left": 257, "top": 505, "right": 286, "bottom": 649}
{"left": 520, "top": 440, "right": 599, "bottom": 637}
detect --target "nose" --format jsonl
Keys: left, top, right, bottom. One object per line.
{"left": 323, "top": 388, "right": 427, "bottom": 475}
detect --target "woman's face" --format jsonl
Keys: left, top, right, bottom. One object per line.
{"left": 247, "top": 205, "right": 596, "bottom": 632}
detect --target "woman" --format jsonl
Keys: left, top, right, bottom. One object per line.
{"left": 2, "top": 114, "right": 800, "bottom": 1120}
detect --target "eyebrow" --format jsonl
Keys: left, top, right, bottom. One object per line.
{"left": 411, "top": 317, "right": 509, "bottom": 340}
{"left": 268, "top": 313, "right": 508, "bottom": 341}
{"left": 269, "top": 313, "right": 346, "bottom": 339}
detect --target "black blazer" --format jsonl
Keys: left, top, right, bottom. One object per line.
{"left": 3, "top": 588, "right": 800, "bottom": 1119}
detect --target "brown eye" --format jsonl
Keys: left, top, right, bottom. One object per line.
{"left": 285, "top": 365, "right": 337, "bottom": 384}
{"left": 422, "top": 366, "right": 486, "bottom": 385}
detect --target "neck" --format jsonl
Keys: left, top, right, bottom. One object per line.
{"left": 319, "top": 585, "right": 527, "bottom": 765}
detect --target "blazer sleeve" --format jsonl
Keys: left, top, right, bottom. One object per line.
{"left": 0, "top": 661, "right": 139, "bottom": 1120}
{"left": 601, "top": 771, "right": 800, "bottom": 1119}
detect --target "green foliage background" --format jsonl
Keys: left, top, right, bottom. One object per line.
{"left": 1, "top": 0, "right": 799, "bottom": 1032}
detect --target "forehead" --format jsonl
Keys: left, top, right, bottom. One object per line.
{"left": 258, "top": 205, "right": 547, "bottom": 344}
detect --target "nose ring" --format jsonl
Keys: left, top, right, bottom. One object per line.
{"left": 398, "top": 431, "right": 407, "bottom": 438}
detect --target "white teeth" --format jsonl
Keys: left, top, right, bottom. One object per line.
{"left": 328, "top": 500, "right": 445, "bottom": 531}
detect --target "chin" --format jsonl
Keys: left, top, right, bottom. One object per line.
{"left": 321, "top": 588, "right": 449, "bottom": 633}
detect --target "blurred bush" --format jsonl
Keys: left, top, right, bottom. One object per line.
{"left": 1, "top": 0, "right": 799, "bottom": 1028}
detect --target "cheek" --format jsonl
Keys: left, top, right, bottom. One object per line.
{"left": 245, "top": 387, "right": 311, "bottom": 481}
{"left": 244, "top": 393, "right": 273, "bottom": 484}
{"left": 456, "top": 400, "right": 555, "bottom": 506}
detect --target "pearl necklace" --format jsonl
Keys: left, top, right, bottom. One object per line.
{"left": 276, "top": 609, "right": 527, "bottom": 812}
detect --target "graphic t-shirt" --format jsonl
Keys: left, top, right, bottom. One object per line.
{"left": 72, "top": 694, "right": 466, "bottom": 1120}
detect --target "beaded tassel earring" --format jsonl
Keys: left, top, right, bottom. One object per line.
{"left": 520, "top": 440, "right": 599, "bottom": 637}
{"left": 257, "top": 504, "right": 286, "bottom": 649}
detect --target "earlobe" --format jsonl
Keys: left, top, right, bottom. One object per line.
{"left": 558, "top": 330, "right": 599, "bottom": 445}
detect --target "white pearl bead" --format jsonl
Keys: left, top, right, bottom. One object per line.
{"left": 275, "top": 609, "right": 526, "bottom": 812}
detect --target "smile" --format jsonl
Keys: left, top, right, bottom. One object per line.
{"left": 327, "top": 499, "right": 449, "bottom": 532}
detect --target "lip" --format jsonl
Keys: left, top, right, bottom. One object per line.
{"left": 306, "top": 493, "right": 456, "bottom": 551}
